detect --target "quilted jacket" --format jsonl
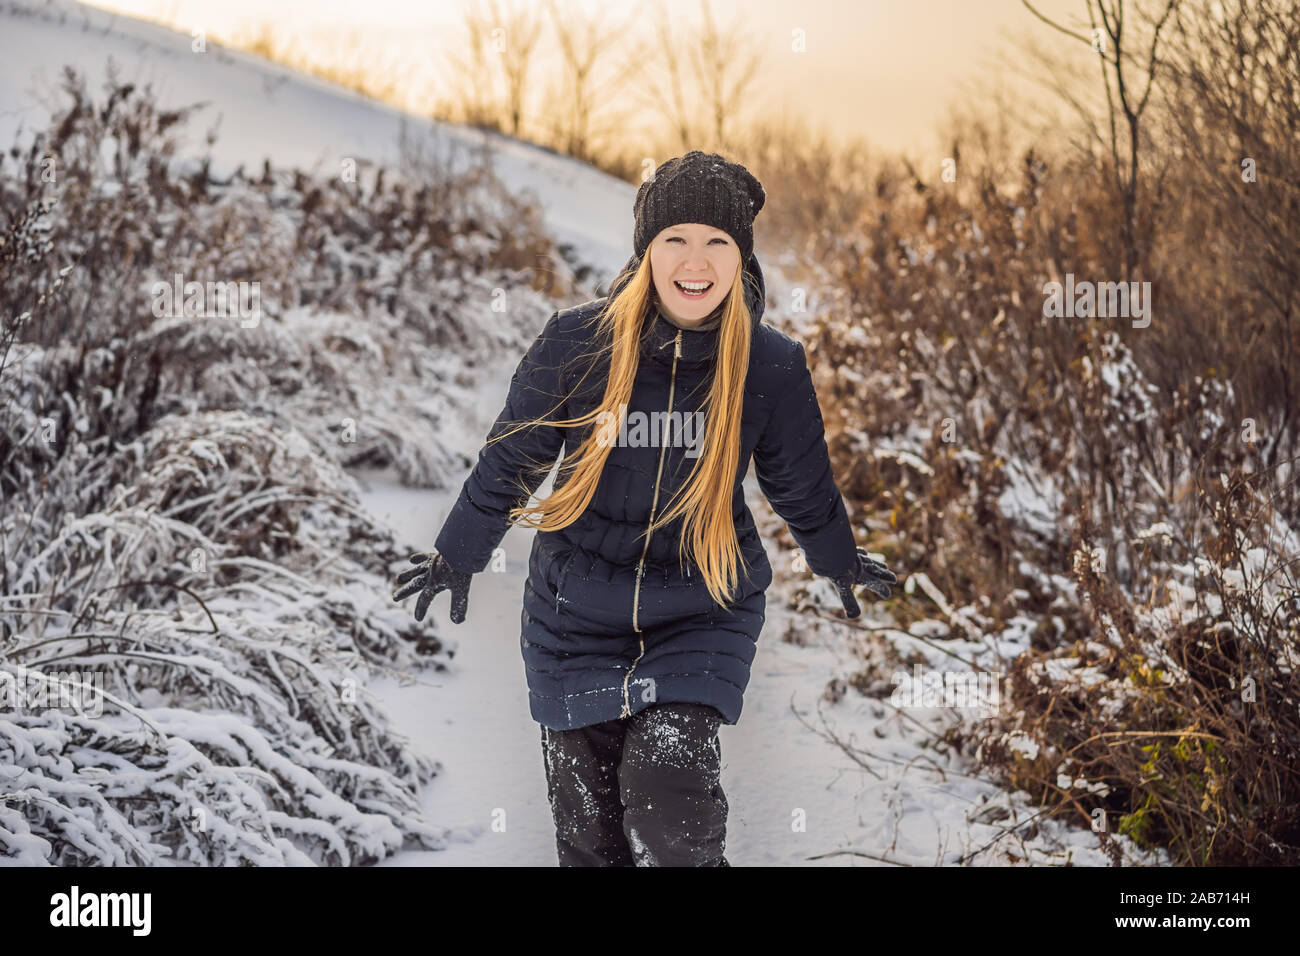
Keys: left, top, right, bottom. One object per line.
{"left": 434, "top": 251, "right": 859, "bottom": 730}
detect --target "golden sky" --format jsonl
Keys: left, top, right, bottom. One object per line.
{"left": 85, "top": 0, "right": 1087, "bottom": 157}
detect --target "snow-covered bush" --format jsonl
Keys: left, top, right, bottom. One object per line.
{"left": 1, "top": 66, "right": 565, "bottom": 863}
{"left": 793, "top": 113, "right": 1300, "bottom": 864}
{"left": 0, "top": 398, "right": 450, "bottom": 863}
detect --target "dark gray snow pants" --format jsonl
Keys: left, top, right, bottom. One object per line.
{"left": 540, "top": 702, "right": 730, "bottom": 867}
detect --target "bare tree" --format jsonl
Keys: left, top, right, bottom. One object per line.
{"left": 1160, "top": 0, "right": 1300, "bottom": 484}
{"left": 440, "top": 0, "right": 509, "bottom": 130}
{"left": 640, "top": 3, "right": 697, "bottom": 150}
{"left": 492, "top": 0, "right": 546, "bottom": 139}
{"left": 1020, "top": 0, "right": 1178, "bottom": 279}
{"left": 542, "top": 0, "right": 643, "bottom": 164}
{"left": 691, "top": 0, "right": 763, "bottom": 151}
{"left": 632, "top": 0, "right": 763, "bottom": 155}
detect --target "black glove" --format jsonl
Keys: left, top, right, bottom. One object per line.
{"left": 392, "top": 551, "right": 473, "bottom": 624}
{"left": 831, "top": 548, "right": 899, "bottom": 619}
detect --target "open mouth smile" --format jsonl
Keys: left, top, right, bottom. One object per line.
{"left": 674, "top": 280, "right": 714, "bottom": 298}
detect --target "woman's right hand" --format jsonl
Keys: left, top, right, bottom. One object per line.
{"left": 392, "top": 551, "right": 473, "bottom": 624}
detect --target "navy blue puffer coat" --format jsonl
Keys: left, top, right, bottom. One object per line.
{"left": 434, "top": 251, "right": 859, "bottom": 730}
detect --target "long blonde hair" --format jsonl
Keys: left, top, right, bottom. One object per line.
{"left": 490, "top": 254, "right": 759, "bottom": 607}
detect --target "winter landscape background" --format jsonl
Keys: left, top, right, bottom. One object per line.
{"left": 1, "top": 0, "right": 1296, "bottom": 866}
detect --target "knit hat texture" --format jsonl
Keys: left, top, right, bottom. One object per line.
{"left": 633, "top": 150, "right": 765, "bottom": 262}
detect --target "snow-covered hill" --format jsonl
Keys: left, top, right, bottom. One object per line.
{"left": 0, "top": 0, "right": 631, "bottom": 280}
{"left": 0, "top": 0, "right": 1150, "bottom": 867}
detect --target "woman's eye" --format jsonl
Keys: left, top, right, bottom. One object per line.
{"left": 667, "top": 237, "right": 727, "bottom": 245}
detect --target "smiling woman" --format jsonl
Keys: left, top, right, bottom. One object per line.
{"left": 401, "top": 149, "right": 898, "bottom": 866}
{"left": 649, "top": 223, "right": 740, "bottom": 330}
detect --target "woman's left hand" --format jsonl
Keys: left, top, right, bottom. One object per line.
{"left": 832, "top": 548, "right": 899, "bottom": 618}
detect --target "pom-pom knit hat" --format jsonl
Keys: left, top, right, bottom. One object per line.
{"left": 633, "top": 150, "right": 766, "bottom": 263}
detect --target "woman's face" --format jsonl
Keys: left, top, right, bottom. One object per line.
{"left": 648, "top": 223, "right": 740, "bottom": 328}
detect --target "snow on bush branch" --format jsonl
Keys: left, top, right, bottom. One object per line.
{"left": 0, "top": 65, "right": 567, "bottom": 863}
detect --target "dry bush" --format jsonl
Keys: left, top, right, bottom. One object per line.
{"left": 0, "top": 67, "right": 566, "bottom": 863}
{"left": 1153, "top": 0, "right": 1300, "bottom": 483}
{"left": 1, "top": 65, "right": 568, "bottom": 486}
{"left": 794, "top": 65, "right": 1298, "bottom": 862}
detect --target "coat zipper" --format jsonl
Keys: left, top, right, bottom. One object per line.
{"left": 622, "top": 328, "right": 682, "bottom": 717}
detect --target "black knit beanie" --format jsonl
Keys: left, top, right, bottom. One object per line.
{"left": 633, "top": 150, "right": 766, "bottom": 262}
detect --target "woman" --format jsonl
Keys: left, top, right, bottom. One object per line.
{"left": 392, "top": 150, "right": 898, "bottom": 866}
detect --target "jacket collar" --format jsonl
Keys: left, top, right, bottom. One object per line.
{"left": 607, "top": 251, "right": 767, "bottom": 367}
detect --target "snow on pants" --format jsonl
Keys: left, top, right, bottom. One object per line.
{"left": 540, "top": 701, "right": 730, "bottom": 867}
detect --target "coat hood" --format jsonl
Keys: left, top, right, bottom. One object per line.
{"left": 605, "top": 250, "right": 767, "bottom": 367}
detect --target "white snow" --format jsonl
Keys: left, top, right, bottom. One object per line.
{"left": 0, "top": 0, "right": 632, "bottom": 280}
{"left": 0, "top": 0, "right": 1157, "bottom": 867}
{"left": 351, "top": 374, "right": 1134, "bottom": 866}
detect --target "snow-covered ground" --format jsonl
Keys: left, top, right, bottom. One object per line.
{"left": 1, "top": 0, "right": 1142, "bottom": 866}
{"left": 353, "top": 364, "right": 1128, "bottom": 867}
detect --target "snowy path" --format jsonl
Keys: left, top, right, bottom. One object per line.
{"left": 0, "top": 0, "right": 1135, "bottom": 869}
{"left": 351, "top": 359, "right": 1118, "bottom": 868}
